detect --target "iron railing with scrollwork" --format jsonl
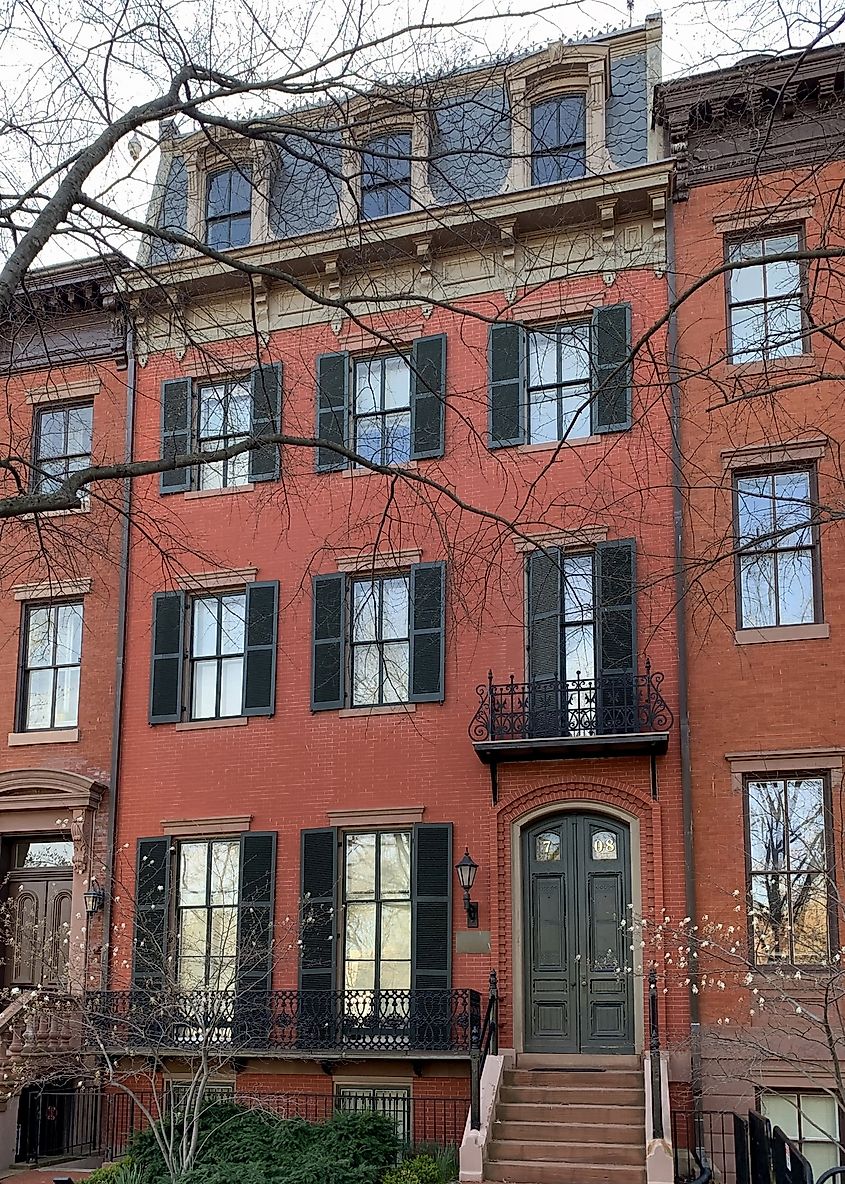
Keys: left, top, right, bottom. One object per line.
{"left": 469, "top": 663, "right": 673, "bottom": 743}
{"left": 84, "top": 988, "right": 480, "bottom": 1055}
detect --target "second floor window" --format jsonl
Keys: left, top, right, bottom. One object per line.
{"left": 206, "top": 167, "right": 251, "bottom": 250}
{"left": 735, "top": 468, "right": 819, "bottom": 629}
{"left": 354, "top": 355, "right": 412, "bottom": 465}
{"left": 747, "top": 776, "right": 829, "bottom": 965}
{"left": 361, "top": 134, "right": 411, "bottom": 219}
{"left": 20, "top": 601, "right": 83, "bottom": 730}
{"left": 197, "top": 378, "right": 251, "bottom": 489}
{"left": 527, "top": 323, "right": 591, "bottom": 443}
{"left": 727, "top": 231, "right": 804, "bottom": 362}
{"left": 531, "top": 96, "right": 586, "bottom": 186}
{"left": 344, "top": 830, "right": 412, "bottom": 995}
{"left": 32, "top": 403, "right": 93, "bottom": 494}
{"left": 190, "top": 593, "right": 246, "bottom": 720}
{"left": 177, "top": 839, "right": 240, "bottom": 991}
{"left": 352, "top": 576, "right": 410, "bottom": 706}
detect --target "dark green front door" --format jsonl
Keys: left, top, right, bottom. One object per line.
{"left": 524, "top": 813, "right": 633, "bottom": 1054}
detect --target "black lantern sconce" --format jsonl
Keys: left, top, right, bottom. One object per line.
{"left": 83, "top": 880, "right": 105, "bottom": 917}
{"left": 455, "top": 848, "right": 479, "bottom": 928}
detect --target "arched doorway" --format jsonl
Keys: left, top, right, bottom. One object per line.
{"left": 522, "top": 812, "right": 634, "bottom": 1054}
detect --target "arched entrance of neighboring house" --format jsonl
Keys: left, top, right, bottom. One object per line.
{"left": 522, "top": 811, "right": 634, "bottom": 1054}
{"left": 4, "top": 835, "right": 74, "bottom": 989}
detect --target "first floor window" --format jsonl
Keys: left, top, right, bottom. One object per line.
{"left": 351, "top": 577, "right": 410, "bottom": 706}
{"left": 762, "top": 1092, "right": 842, "bottom": 1178}
{"left": 343, "top": 831, "right": 412, "bottom": 995}
{"left": 527, "top": 322, "right": 591, "bottom": 443}
{"left": 190, "top": 592, "right": 246, "bottom": 720}
{"left": 735, "top": 468, "right": 819, "bottom": 628}
{"left": 198, "top": 378, "right": 251, "bottom": 489}
{"left": 354, "top": 354, "right": 412, "bottom": 465}
{"left": 32, "top": 402, "right": 93, "bottom": 494}
{"left": 727, "top": 230, "right": 804, "bottom": 362}
{"left": 747, "top": 776, "right": 830, "bottom": 964}
{"left": 336, "top": 1086, "right": 410, "bottom": 1145}
{"left": 20, "top": 601, "right": 83, "bottom": 730}
{"left": 176, "top": 839, "right": 240, "bottom": 991}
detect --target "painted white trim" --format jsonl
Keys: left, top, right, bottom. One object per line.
{"left": 509, "top": 799, "right": 644, "bottom": 1056}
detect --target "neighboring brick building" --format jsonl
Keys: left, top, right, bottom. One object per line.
{"left": 89, "top": 19, "right": 689, "bottom": 1178}
{"left": 657, "top": 44, "right": 845, "bottom": 1167}
{"left": 0, "top": 258, "right": 127, "bottom": 1159}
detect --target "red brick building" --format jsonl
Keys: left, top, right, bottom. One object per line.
{"left": 657, "top": 44, "right": 845, "bottom": 1172}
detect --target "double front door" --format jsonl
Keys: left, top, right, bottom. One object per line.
{"left": 524, "top": 813, "right": 634, "bottom": 1054}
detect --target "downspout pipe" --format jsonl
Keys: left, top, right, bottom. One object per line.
{"left": 100, "top": 314, "right": 135, "bottom": 987}
{"left": 666, "top": 196, "right": 703, "bottom": 1133}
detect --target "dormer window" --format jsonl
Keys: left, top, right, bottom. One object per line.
{"left": 361, "top": 134, "right": 412, "bottom": 219}
{"left": 531, "top": 96, "right": 587, "bottom": 185}
{"left": 206, "top": 166, "right": 251, "bottom": 249}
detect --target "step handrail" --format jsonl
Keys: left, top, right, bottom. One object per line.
{"left": 469, "top": 971, "right": 498, "bottom": 1131}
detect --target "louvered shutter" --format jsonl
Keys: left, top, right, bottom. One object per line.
{"left": 149, "top": 592, "right": 185, "bottom": 724}
{"left": 242, "top": 581, "right": 278, "bottom": 716}
{"left": 237, "top": 832, "right": 276, "bottom": 993}
{"left": 412, "top": 823, "right": 452, "bottom": 1050}
{"left": 410, "top": 335, "right": 446, "bottom": 459}
{"left": 311, "top": 574, "right": 346, "bottom": 710}
{"left": 596, "top": 539, "right": 637, "bottom": 733}
{"left": 527, "top": 549, "right": 561, "bottom": 739}
{"left": 160, "top": 378, "right": 192, "bottom": 493}
{"left": 316, "top": 353, "right": 349, "bottom": 471}
{"left": 591, "top": 304, "right": 632, "bottom": 433}
{"left": 248, "top": 363, "right": 282, "bottom": 483}
{"left": 409, "top": 562, "right": 445, "bottom": 702}
{"left": 489, "top": 323, "right": 526, "bottom": 448}
{"left": 299, "top": 828, "right": 338, "bottom": 1050}
{"left": 132, "top": 837, "right": 171, "bottom": 990}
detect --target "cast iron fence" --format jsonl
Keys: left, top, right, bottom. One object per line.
{"left": 469, "top": 665, "right": 673, "bottom": 743}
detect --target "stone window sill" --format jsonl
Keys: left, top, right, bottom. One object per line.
{"left": 8, "top": 728, "right": 79, "bottom": 746}
{"left": 517, "top": 435, "right": 605, "bottom": 453}
{"left": 725, "top": 354, "right": 816, "bottom": 376}
{"left": 339, "top": 461, "right": 419, "bottom": 479}
{"left": 735, "top": 623, "right": 830, "bottom": 645}
{"left": 338, "top": 704, "right": 417, "bottom": 717}
{"left": 20, "top": 499, "right": 90, "bottom": 521}
{"left": 175, "top": 717, "right": 249, "bottom": 731}
{"left": 183, "top": 483, "right": 255, "bottom": 501}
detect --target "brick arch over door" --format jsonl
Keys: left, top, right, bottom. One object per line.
{"left": 492, "top": 776, "right": 666, "bottom": 1053}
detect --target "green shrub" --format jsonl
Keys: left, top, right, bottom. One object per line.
{"left": 412, "top": 1144, "right": 459, "bottom": 1184}
{"left": 86, "top": 1163, "right": 142, "bottom": 1184}
{"left": 383, "top": 1154, "right": 442, "bottom": 1184}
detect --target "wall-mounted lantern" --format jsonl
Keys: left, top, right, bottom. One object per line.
{"left": 455, "top": 848, "right": 479, "bottom": 928}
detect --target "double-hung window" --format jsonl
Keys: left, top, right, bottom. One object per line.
{"left": 527, "top": 323, "right": 591, "bottom": 443}
{"left": 176, "top": 839, "right": 240, "bottom": 991}
{"left": 190, "top": 593, "right": 246, "bottom": 720}
{"left": 32, "top": 403, "right": 93, "bottom": 494}
{"left": 353, "top": 355, "right": 412, "bottom": 465}
{"left": 206, "top": 167, "right": 252, "bottom": 250}
{"left": 762, "top": 1093, "right": 843, "bottom": 1178}
{"left": 727, "top": 231, "right": 805, "bottom": 361}
{"left": 531, "top": 96, "right": 587, "bottom": 185}
{"left": 351, "top": 577, "right": 410, "bottom": 707}
{"left": 197, "top": 378, "right": 251, "bottom": 490}
{"left": 343, "top": 830, "right": 412, "bottom": 1000}
{"left": 19, "top": 601, "right": 83, "bottom": 731}
{"left": 361, "top": 134, "right": 411, "bottom": 219}
{"left": 735, "top": 468, "right": 820, "bottom": 629}
{"left": 747, "top": 775, "right": 830, "bottom": 965}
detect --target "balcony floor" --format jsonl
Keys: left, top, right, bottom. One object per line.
{"left": 473, "top": 731, "right": 670, "bottom": 763}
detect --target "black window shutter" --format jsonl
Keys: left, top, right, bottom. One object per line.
{"left": 409, "top": 562, "right": 445, "bottom": 702}
{"left": 596, "top": 539, "right": 637, "bottom": 733}
{"left": 242, "top": 581, "right": 279, "bottom": 716}
{"left": 316, "top": 353, "right": 349, "bottom": 471}
{"left": 527, "top": 549, "right": 561, "bottom": 683}
{"left": 311, "top": 574, "right": 346, "bottom": 710}
{"left": 149, "top": 592, "right": 185, "bottom": 724}
{"left": 489, "top": 323, "right": 526, "bottom": 448}
{"left": 299, "top": 828, "right": 337, "bottom": 993}
{"left": 591, "top": 304, "right": 632, "bottom": 433}
{"left": 160, "top": 378, "right": 192, "bottom": 493}
{"left": 410, "top": 335, "right": 446, "bottom": 460}
{"left": 237, "top": 831, "right": 276, "bottom": 993}
{"left": 249, "top": 363, "right": 282, "bottom": 483}
{"left": 132, "top": 837, "right": 171, "bottom": 989}
{"left": 412, "top": 823, "right": 452, "bottom": 992}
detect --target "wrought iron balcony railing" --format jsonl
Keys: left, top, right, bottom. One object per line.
{"left": 469, "top": 664, "right": 673, "bottom": 746}
{"left": 84, "top": 987, "right": 480, "bottom": 1056}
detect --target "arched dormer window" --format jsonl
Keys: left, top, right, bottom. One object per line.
{"left": 531, "top": 95, "right": 587, "bottom": 185}
{"left": 360, "top": 132, "right": 412, "bottom": 219}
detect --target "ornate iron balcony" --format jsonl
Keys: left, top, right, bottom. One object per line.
{"left": 84, "top": 988, "right": 480, "bottom": 1056}
{"left": 469, "top": 664, "right": 673, "bottom": 761}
